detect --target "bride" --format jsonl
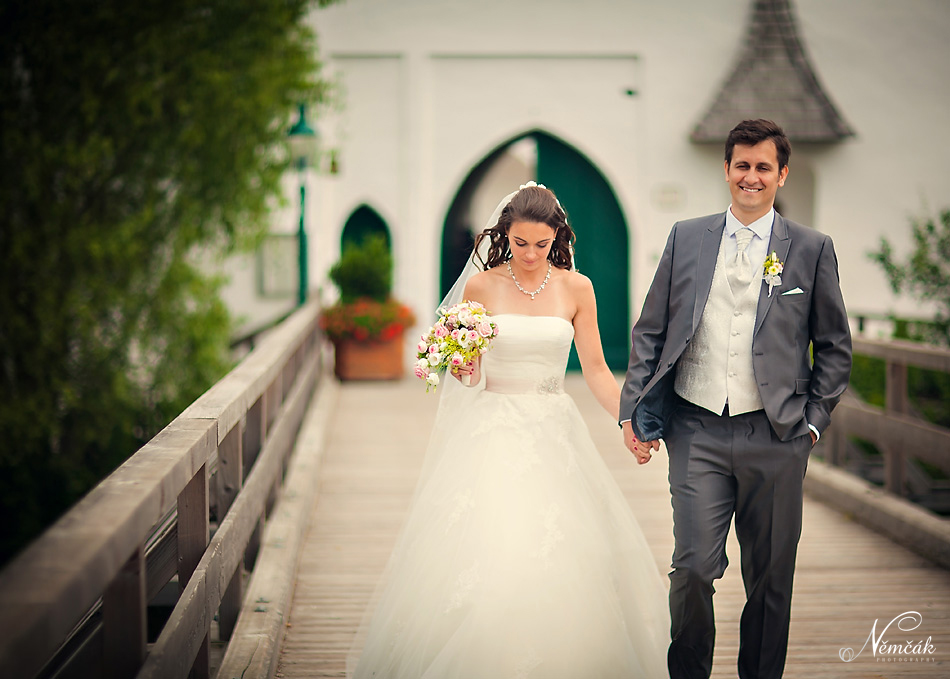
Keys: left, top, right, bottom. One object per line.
{"left": 348, "top": 183, "right": 669, "bottom": 678}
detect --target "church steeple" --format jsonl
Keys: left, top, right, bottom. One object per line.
{"left": 691, "top": 0, "right": 854, "bottom": 142}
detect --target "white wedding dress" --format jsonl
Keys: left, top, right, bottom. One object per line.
{"left": 349, "top": 314, "right": 670, "bottom": 679}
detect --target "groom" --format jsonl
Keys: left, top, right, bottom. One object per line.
{"left": 619, "top": 119, "right": 851, "bottom": 679}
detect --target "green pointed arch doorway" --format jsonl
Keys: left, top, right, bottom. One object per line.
{"left": 342, "top": 204, "right": 391, "bottom": 252}
{"left": 440, "top": 131, "right": 630, "bottom": 370}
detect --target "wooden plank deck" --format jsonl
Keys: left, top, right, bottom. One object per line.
{"left": 277, "top": 376, "right": 950, "bottom": 678}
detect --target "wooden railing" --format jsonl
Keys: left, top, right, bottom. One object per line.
{"left": 826, "top": 337, "right": 950, "bottom": 498}
{"left": 0, "top": 300, "right": 323, "bottom": 679}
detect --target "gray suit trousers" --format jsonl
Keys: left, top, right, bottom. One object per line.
{"left": 664, "top": 397, "right": 812, "bottom": 679}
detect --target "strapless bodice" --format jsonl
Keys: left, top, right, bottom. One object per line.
{"left": 481, "top": 314, "right": 574, "bottom": 395}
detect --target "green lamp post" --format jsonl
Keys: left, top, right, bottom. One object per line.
{"left": 287, "top": 103, "right": 319, "bottom": 306}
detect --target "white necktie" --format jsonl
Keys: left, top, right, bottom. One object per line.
{"left": 728, "top": 227, "right": 755, "bottom": 294}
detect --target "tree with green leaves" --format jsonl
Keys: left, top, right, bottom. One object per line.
{"left": 871, "top": 208, "right": 950, "bottom": 346}
{"left": 867, "top": 208, "right": 950, "bottom": 430}
{"left": 0, "top": 0, "right": 336, "bottom": 565}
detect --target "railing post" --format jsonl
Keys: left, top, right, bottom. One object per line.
{"left": 884, "top": 359, "right": 909, "bottom": 495}
{"left": 102, "top": 545, "right": 147, "bottom": 679}
{"left": 245, "top": 394, "right": 267, "bottom": 572}
{"left": 268, "top": 372, "right": 282, "bottom": 433}
{"left": 829, "top": 416, "right": 847, "bottom": 468}
{"left": 268, "top": 376, "right": 285, "bottom": 514}
{"left": 178, "top": 464, "right": 210, "bottom": 679}
{"left": 244, "top": 397, "right": 264, "bottom": 475}
{"left": 218, "top": 424, "right": 244, "bottom": 641}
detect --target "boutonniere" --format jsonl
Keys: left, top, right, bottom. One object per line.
{"left": 762, "top": 251, "right": 784, "bottom": 297}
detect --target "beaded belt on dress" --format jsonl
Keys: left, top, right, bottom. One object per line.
{"left": 485, "top": 375, "right": 564, "bottom": 395}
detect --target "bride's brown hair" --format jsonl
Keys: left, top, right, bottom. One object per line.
{"left": 473, "top": 185, "right": 575, "bottom": 271}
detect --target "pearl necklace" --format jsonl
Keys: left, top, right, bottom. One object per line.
{"left": 507, "top": 260, "right": 552, "bottom": 300}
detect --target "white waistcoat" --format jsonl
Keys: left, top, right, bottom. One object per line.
{"left": 674, "top": 230, "right": 765, "bottom": 415}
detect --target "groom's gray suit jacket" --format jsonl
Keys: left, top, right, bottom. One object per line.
{"left": 620, "top": 211, "right": 852, "bottom": 443}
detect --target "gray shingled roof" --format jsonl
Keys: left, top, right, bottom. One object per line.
{"left": 691, "top": 0, "right": 854, "bottom": 143}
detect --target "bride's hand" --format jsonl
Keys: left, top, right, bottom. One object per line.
{"left": 622, "top": 421, "right": 658, "bottom": 465}
{"left": 452, "top": 360, "right": 480, "bottom": 386}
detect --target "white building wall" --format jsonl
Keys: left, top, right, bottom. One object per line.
{"left": 222, "top": 0, "right": 950, "bottom": 342}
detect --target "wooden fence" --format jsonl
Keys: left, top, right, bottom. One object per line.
{"left": 827, "top": 337, "right": 950, "bottom": 497}
{"left": 0, "top": 300, "right": 323, "bottom": 679}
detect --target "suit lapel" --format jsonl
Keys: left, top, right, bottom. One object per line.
{"left": 754, "top": 212, "right": 791, "bottom": 336}
{"left": 693, "top": 214, "right": 725, "bottom": 331}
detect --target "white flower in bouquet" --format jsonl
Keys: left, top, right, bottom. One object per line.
{"left": 413, "top": 358, "right": 430, "bottom": 381}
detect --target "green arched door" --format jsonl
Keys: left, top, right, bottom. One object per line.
{"left": 441, "top": 132, "right": 630, "bottom": 370}
{"left": 535, "top": 132, "right": 629, "bottom": 370}
{"left": 342, "top": 205, "right": 391, "bottom": 252}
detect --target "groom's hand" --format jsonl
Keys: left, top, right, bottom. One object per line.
{"left": 621, "top": 421, "right": 659, "bottom": 465}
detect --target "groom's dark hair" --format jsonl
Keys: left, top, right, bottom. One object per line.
{"left": 725, "top": 119, "right": 791, "bottom": 172}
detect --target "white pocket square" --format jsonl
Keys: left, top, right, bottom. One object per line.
{"left": 781, "top": 287, "right": 805, "bottom": 295}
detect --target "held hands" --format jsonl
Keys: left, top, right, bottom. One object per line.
{"left": 451, "top": 360, "right": 480, "bottom": 387}
{"left": 621, "top": 421, "right": 659, "bottom": 465}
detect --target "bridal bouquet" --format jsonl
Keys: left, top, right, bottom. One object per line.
{"left": 414, "top": 301, "right": 499, "bottom": 391}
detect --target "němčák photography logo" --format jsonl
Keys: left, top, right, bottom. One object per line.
{"left": 839, "top": 611, "right": 936, "bottom": 664}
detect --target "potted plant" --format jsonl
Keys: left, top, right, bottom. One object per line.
{"left": 319, "top": 235, "right": 416, "bottom": 380}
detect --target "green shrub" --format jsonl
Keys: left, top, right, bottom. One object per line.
{"left": 329, "top": 235, "right": 393, "bottom": 303}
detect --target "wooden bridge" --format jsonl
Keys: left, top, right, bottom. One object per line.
{"left": 2, "top": 302, "right": 949, "bottom": 679}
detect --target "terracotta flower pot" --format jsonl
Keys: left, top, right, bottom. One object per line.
{"left": 333, "top": 334, "right": 405, "bottom": 380}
